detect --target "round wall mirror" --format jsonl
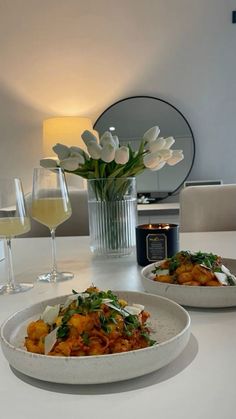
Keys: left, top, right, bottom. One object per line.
{"left": 94, "top": 96, "right": 195, "bottom": 201}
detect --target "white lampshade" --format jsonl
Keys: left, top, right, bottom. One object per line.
{"left": 43, "top": 116, "right": 97, "bottom": 157}
{"left": 43, "top": 116, "right": 96, "bottom": 190}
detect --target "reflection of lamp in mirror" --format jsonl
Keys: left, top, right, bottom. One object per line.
{"left": 43, "top": 116, "right": 97, "bottom": 189}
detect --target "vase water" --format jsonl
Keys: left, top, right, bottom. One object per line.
{"left": 87, "top": 178, "right": 137, "bottom": 257}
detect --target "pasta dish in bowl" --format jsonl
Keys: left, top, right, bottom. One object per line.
{"left": 0, "top": 288, "right": 190, "bottom": 384}
{"left": 25, "top": 286, "right": 156, "bottom": 357}
{"left": 141, "top": 251, "right": 236, "bottom": 308}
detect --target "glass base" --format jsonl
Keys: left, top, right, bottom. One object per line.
{"left": 37, "top": 271, "right": 74, "bottom": 283}
{"left": 0, "top": 283, "right": 34, "bottom": 295}
{"left": 90, "top": 245, "right": 135, "bottom": 257}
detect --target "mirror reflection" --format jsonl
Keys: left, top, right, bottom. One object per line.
{"left": 94, "top": 96, "right": 195, "bottom": 201}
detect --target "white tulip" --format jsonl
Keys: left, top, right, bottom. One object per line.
{"left": 148, "top": 137, "right": 166, "bottom": 153}
{"left": 143, "top": 126, "right": 160, "bottom": 143}
{"left": 115, "top": 146, "right": 129, "bottom": 164}
{"left": 158, "top": 149, "right": 173, "bottom": 160}
{"left": 70, "top": 146, "right": 90, "bottom": 160}
{"left": 60, "top": 156, "right": 84, "bottom": 171}
{"left": 100, "top": 131, "right": 117, "bottom": 148}
{"left": 81, "top": 130, "right": 98, "bottom": 147}
{"left": 112, "top": 135, "right": 120, "bottom": 148}
{"left": 87, "top": 142, "right": 102, "bottom": 160}
{"left": 40, "top": 158, "right": 58, "bottom": 168}
{"left": 143, "top": 152, "right": 163, "bottom": 170}
{"left": 164, "top": 136, "right": 175, "bottom": 149}
{"left": 53, "top": 143, "right": 70, "bottom": 160}
{"left": 101, "top": 143, "right": 116, "bottom": 163}
{"left": 150, "top": 161, "right": 166, "bottom": 171}
{"left": 167, "top": 150, "right": 184, "bottom": 166}
{"left": 70, "top": 146, "right": 84, "bottom": 155}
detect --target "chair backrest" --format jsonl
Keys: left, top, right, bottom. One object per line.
{"left": 179, "top": 184, "right": 236, "bottom": 232}
{"left": 22, "top": 189, "right": 89, "bottom": 237}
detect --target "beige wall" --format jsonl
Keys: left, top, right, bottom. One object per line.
{"left": 0, "top": 0, "right": 236, "bottom": 192}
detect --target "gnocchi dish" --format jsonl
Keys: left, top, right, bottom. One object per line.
{"left": 25, "top": 287, "right": 156, "bottom": 356}
{"left": 152, "top": 251, "right": 236, "bottom": 287}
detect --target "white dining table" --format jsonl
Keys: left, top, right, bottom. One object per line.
{"left": 0, "top": 232, "right": 236, "bottom": 419}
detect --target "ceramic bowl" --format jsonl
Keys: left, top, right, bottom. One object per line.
{"left": 0, "top": 291, "right": 190, "bottom": 384}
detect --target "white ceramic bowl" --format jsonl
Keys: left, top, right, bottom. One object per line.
{"left": 0, "top": 291, "right": 190, "bottom": 384}
{"left": 141, "top": 258, "right": 236, "bottom": 308}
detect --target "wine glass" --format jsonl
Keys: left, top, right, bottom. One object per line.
{"left": 31, "top": 167, "right": 74, "bottom": 282}
{"left": 0, "top": 178, "right": 33, "bottom": 295}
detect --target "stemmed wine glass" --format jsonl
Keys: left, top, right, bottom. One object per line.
{"left": 0, "top": 178, "right": 33, "bottom": 295}
{"left": 31, "top": 167, "right": 74, "bottom": 282}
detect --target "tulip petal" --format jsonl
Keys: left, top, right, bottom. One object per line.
{"left": 167, "top": 150, "right": 184, "bottom": 166}
{"left": 101, "top": 144, "right": 116, "bottom": 163}
{"left": 150, "top": 161, "right": 166, "bottom": 171}
{"left": 143, "top": 152, "right": 163, "bottom": 169}
{"left": 60, "top": 156, "right": 84, "bottom": 171}
{"left": 70, "top": 146, "right": 84, "bottom": 155}
{"left": 40, "top": 158, "right": 58, "bottom": 168}
{"left": 164, "top": 136, "right": 175, "bottom": 149}
{"left": 53, "top": 143, "right": 70, "bottom": 160}
{"left": 112, "top": 135, "right": 120, "bottom": 148}
{"left": 148, "top": 137, "right": 166, "bottom": 153}
{"left": 81, "top": 130, "right": 98, "bottom": 147}
{"left": 143, "top": 126, "right": 160, "bottom": 143}
{"left": 70, "top": 146, "right": 90, "bottom": 160}
{"left": 115, "top": 146, "right": 129, "bottom": 164}
{"left": 158, "top": 149, "right": 173, "bottom": 160}
{"left": 87, "top": 142, "right": 102, "bottom": 160}
{"left": 100, "top": 131, "right": 117, "bottom": 148}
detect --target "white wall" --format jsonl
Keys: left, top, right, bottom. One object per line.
{"left": 0, "top": 0, "right": 236, "bottom": 193}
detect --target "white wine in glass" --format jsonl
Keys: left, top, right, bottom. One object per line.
{"left": 0, "top": 178, "right": 33, "bottom": 295}
{"left": 31, "top": 167, "right": 73, "bottom": 282}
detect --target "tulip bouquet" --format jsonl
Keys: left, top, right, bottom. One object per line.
{"left": 40, "top": 126, "right": 184, "bottom": 201}
{"left": 41, "top": 126, "right": 184, "bottom": 255}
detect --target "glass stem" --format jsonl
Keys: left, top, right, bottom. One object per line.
{"left": 50, "top": 228, "right": 57, "bottom": 278}
{"left": 5, "top": 238, "right": 17, "bottom": 290}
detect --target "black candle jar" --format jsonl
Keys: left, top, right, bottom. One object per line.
{"left": 136, "top": 223, "right": 179, "bottom": 266}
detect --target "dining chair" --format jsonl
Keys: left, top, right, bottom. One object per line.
{"left": 179, "top": 184, "right": 236, "bottom": 232}
{"left": 22, "top": 189, "right": 89, "bottom": 237}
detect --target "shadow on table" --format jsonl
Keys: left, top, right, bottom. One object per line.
{"left": 10, "top": 333, "right": 198, "bottom": 395}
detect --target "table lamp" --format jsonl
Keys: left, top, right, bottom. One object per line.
{"left": 43, "top": 116, "right": 97, "bottom": 156}
{"left": 43, "top": 116, "right": 96, "bottom": 189}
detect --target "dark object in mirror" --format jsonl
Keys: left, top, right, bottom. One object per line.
{"left": 94, "top": 96, "right": 195, "bottom": 202}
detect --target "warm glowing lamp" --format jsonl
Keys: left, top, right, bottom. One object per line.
{"left": 43, "top": 116, "right": 96, "bottom": 189}
{"left": 43, "top": 116, "right": 97, "bottom": 157}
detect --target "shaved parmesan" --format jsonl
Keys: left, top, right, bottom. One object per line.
{"left": 105, "top": 302, "right": 130, "bottom": 317}
{"left": 221, "top": 265, "right": 236, "bottom": 285}
{"left": 124, "top": 305, "right": 143, "bottom": 315}
{"left": 132, "top": 303, "right": 145, "bottom": 312}
{"left": 44, "top": 327, "right": 59, "bottom": 355}
{"left": 41, "top": 304, "right": 60, "bottom": 325}
{"left": 63, "top": 292, "right": 90, "bottom": 309}
{"left": 214, "top": 272, "right": 228, "bottom": 286}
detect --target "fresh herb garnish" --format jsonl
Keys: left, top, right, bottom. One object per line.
{"left": 99, "top": 313, "right": 111, "bottom": 333}
{"left": 153, "top": 251, "right": 221, "bottom": 275}
{"left": 57, "top": 324, "right": 69, "bottom": 338}
{"left": 81, "top": 331, "right": 90, "bottom": 345}
{"left": 140, "top": 330, "right": 156, "bottom": 346}
{"left": 124, "top": 314, "right": 140, "bottom": 336}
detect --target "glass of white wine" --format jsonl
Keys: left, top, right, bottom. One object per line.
{"left": 0, "top": 178, "right": 33, "bottom": 295}
{"left": 31, "top": 167, "right": 74, "bottom": 282}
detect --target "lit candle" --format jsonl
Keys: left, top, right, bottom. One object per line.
{"left": 135, "top": 223, "right": 179, "bottom": 266}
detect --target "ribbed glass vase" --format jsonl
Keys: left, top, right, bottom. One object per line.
{"left": 87, "top": 177, "right": 137, "bottom": 257}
